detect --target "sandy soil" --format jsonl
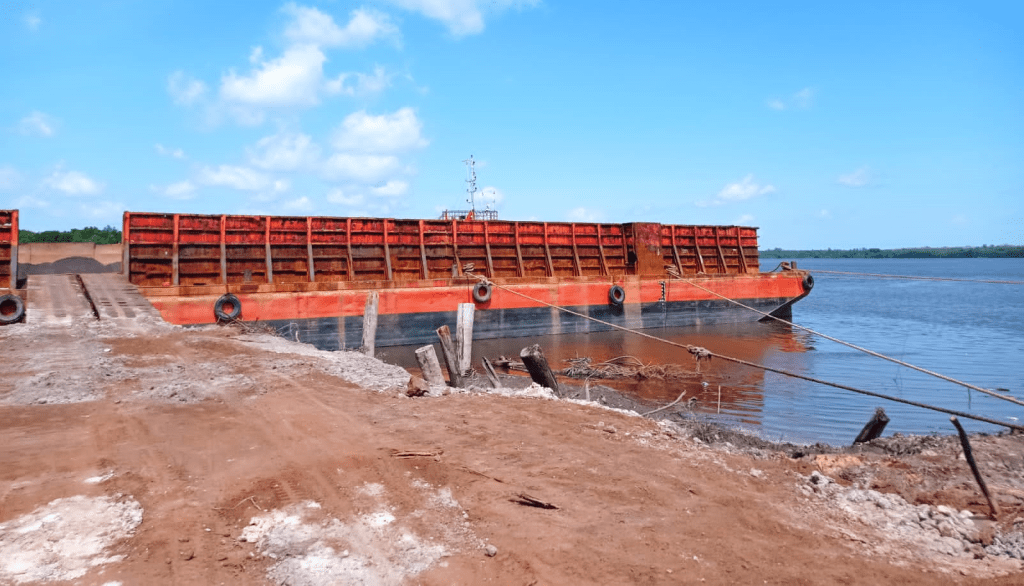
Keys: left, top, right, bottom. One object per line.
{"left": 2, "top": 318, "right": 1024, "bottom": 585}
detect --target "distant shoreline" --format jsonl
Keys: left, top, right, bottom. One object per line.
{"left": 760, "top": 246, "right": 1023, "bottom": 259}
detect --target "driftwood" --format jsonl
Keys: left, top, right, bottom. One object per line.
{"left": 436, "top": 325, "right": 464, "bottom": 388}
{"left": 510, "top": 492, "right": 558, "bottom": 510}
{"left": 853, "top": 407, "right": 890, "bottom": 444}
{"left": 950, "top": 416, "right": 1000, "bottom": 520}
{"left": 496, "top": 355, "right": 699, "bottom": 382}
{"left": 520, "top": 344, "right": 560, "bottom": 395}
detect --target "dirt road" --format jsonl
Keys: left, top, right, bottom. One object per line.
{"left": 1, "top": 318, "right": 1022, "bottom": 585}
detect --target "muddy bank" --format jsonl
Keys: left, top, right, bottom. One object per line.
{"left": 2, "top": 319, "right": 1023, "bottom": 584}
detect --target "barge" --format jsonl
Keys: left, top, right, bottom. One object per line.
{"left": 122, "top": 212, "right": 813, "bottom": 350}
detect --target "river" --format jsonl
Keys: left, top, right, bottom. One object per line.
{"left": 380, "top": 258, "right": 1024, "bottom": 446}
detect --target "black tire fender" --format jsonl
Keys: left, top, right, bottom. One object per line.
{"left": 214, "top": 293, "right": 242, "bottom": 322}
{"left": 0, "top": 293, "right": 25, "bottom": 325}
{"left": 608, "top": 285, "right": 626, "bottom": 306}
{"left": 803, "top": 274, "right": 815, "bottom": 291}
{"left": 472, "top": 282, "right": 492, "bottom": 304}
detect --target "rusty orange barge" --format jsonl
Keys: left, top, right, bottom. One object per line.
{"left": 123, "top": 212, "right": 812, "bottom": 349}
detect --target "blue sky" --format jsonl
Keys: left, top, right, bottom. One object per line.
{"left": 1, "top": 1, "right": 1021, "bottom": 248}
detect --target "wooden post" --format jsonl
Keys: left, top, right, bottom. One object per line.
{"left": 361, "top": 291, "right": 379, "bottom": 357}
{"left": 520, "top": 344, "right": 560, "bottom": 396}
{"left": 456, "top": 303, "right": 475, "bottom": 376}
{"left": 436, "top": 325, "right": 464, "bottom": 387}
{"left": 853, "top": 407, "right": 890, "bottom": 444}
{"left": 415, "top": 345, "right": 446, "bottom": 388}
{"left": 951, "top": 416, "right": 1001, "bottom": 520}
{"left": 482, "top": 357, "right": 501, "bottom": 389}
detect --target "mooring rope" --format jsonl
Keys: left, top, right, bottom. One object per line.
{"left": 465, "top": 274, "right": 1024, "bottom": 431}
{"left": 668, "top": 275, "right": 1024, "bottom": 409}
{"left": 798, "top": 269, "right": 1024, "bottom": 285}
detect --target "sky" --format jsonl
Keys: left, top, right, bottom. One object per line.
{"left": 1, "top": 1, "right": 1021, "bottom": 249}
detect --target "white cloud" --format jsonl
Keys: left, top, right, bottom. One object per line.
{"left": 14, "top": 194, "right": 50, "bottom": 209}
{"left": 19, "top": 111, "right": 58, "bottom": 137}
{"left": 325, "top": 65, "right": 393, "bottom": 97}
{"left": 371, "top": 180, "right": 409, "bottom": 197}
{"left": 793, "top": 87, "right": 814, "bottom": 108}
{"left": 281, "top": 196, "right": 315, "bottom": 212}
{"left": 326, "top": 188, "right": 364, "bottom": 206}
{"left": 220, "top": 44, "right": 326, "bottom": 107}
{"left": 767, "top": 87, "right": 815, "bottom": 111}
{"left": 168, "top": 71, "right": 207, "bottom": 106}
{"left": 0, "top": 165, "right": 22, "bottom": 190}
{"left": 283, "top": 4, "right": 400, "bottom": 48}
{"left": 78, "top": 200, "right": 124, "bottom": 221}
{"left": 154, "top": 180, "right": 197, "bottom": 200}
{"left": 332, "top": 108, "right": 427, "bottom": 153}
{"left": 385, "top": 0, "right": 539, "bottom": 36}
{"left": 819, "top": 209, "right": 831, "bottom": 218}
{"left": 248, "top": 132, "right": 321, "bottom": 171}
{"left": 44, "top": 168, "right": 104, "bottom": 196}
{"left": 567, "top": 207, "right": 602, "bottom": 222}
{"left": 321, "top": 154, "right": 401, "bottom": 181}
{"left": 735, "top": 214, "right": 755, "bottom": 225}
{"left": 25, "top": 14, "right": 41, "bottom": 31}
{"left": 155, "top": 144, "right": 186, "bottom": 159}
{"left": 716, "top": 175, "right": 775, "bottom": 202}
{"left": 838, "top": 167, "right": 871, "bottom": 187}
{"left": 198, "top": 165, "right": 274, "bottom": 191}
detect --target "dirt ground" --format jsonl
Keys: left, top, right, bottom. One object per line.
{"left": 2, "top": 318, "right": 1024, "bottom": 585}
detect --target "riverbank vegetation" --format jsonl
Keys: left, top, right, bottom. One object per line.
{"left": 19, "top": 226, "right": 121, "bottom": 245}
{"left": 760, "top": 245, "right": 1023, "bottom": 259}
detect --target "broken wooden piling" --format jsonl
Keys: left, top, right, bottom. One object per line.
{"left": 436, "top": 325, "right": 464, "bottom": 388}
{"left": 361, "top": 291, "right": 379, "bottom": 357}
{"left": 520, "top": 344, "right": 560, "bottom": 395}
{"left": 456, "top": 303, "right": 474, "bottom": 376}
{"left": 853, "top": 407, "right": 890, "bottom": 445}
{"left": 415, "top": 345, "right": 446, "bottom": 388}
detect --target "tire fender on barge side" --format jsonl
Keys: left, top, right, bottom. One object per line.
{"left": 608, "top": 285, "right": 626, "bottom": 306}
{"left": 472, "top": 282, "right": 493, "bottom": 303}
{"left": 0, "top": 293, "right": 25, "bottom": 325}
{"left": 214, "top": 293, "right": 242, "bottom": 322}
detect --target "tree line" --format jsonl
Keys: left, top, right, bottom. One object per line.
{"left": 19, "top": 226, "right": 122, "bottom": 245}
{"left": 759, "top": 245, "right": 1023, "bottom": 259}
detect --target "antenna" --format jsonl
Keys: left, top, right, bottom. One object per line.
{"left": 463, "top": 155, "right": 477, "bottom": 214}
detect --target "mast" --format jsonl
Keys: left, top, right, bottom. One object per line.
{"left": 463, "top": 155, "right": 477, "bottom": 215}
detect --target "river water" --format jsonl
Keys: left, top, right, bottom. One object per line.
{"left": 379, "top": 258, "right": 1024, "bottom": 446}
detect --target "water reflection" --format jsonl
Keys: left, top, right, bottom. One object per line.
{"left": 382, "top": 319, "right": 816, "bottom": 429}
